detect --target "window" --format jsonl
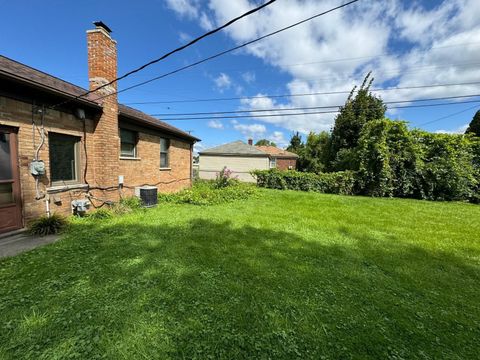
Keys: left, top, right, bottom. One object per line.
{"left": 120, "top": 129, "right": 137, "bottom": 158}
{"left": 49, "top": 133, "right": 80, "bottom": 184}
{"left": 160, "top": 138, "right": 170, "bottom": 168}
{"left": 269, "top": 157, "right": 277, "bottom": 168}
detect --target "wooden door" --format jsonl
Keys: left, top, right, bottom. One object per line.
{"left": 0, "top": 127, "right": 22, "bottom": 233}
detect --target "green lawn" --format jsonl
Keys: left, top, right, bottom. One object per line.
{"left": 1, "top": 190, "right": 479, "bottom": 359}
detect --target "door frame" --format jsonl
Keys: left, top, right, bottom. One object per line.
{"left": 0, "top": 125, "right": 23, "bottom": 233}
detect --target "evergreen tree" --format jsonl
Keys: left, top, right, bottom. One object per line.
{"left": 330, "top": 72, "right": 386, "bottom": 170}
{"left": 466, "top": 110, "right": 480, "bottom": 136}
{"left": 286, "top": 132, "right": 303, "bottom": 153}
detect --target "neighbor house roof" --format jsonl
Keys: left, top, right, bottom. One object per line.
{"left": 199, "top": 140, "right": 267, "bottom": 157}
{"left": 255, "top": 146, "right": 299, "bottom": 158}
{"left": 200, "top": 141, "right": 299, "bottom": 158}
{"left": 0, "top": 55, "right": 199, "bottom": 142}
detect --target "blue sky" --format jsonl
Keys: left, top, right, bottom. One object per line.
{"left": 1, "top": 0, "right": 479, "bottom": 151}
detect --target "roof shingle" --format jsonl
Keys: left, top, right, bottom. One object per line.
{"left": 0, "top": 55, "right": 199, "bottom": 142}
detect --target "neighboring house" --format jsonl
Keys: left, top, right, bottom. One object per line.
{"left": 199, "top": 139, "right": 298, "bottom": 182}
{"left": 0, "top": 22, "right": 199, "bottom": 234}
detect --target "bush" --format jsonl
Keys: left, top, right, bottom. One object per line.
{"left": 119, "top": 196, "right": 142, "bottom": 209}
{"left": 356, "top": 119, "right": 479, "bottom": 201}
{"left": 415, "top": 131, "right": 478, "bottom": 201}
{"left": 252, "top": 169, "right": 356, "bottom": 195}
{"left": 158, "top": 181, "right": 257, "bottom": 206}
{"left": 28, "top": 213, "right": 69, "bottom": 236}
{"left": 357, "top": 119, "right": 423, "bottom": 198}
{"left": 87, "top": 208, "right": 113, "bottom": 220}
{"left": 214, "top": 166, "right": 239, "bottom": 188}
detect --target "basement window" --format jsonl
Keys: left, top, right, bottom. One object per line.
{"left": 49, "top": 133, "right": 80, "bottom": 185}
{"left": 160, "top": 138, "right": 170, "bottom": 168}
{"left": 120, "top": 129, "right": 138, "bottom": 158}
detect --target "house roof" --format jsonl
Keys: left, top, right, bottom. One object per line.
{"left": 199, "top": 141, "right": 299, "bottom": 158}
{"left": 255, "top": 145, "right": 299, "bottom": 158}
{"left": 199, "top": 141, "right": 267, "bottom": 156}
{"left": 0, "top": 55, "right": 199, "bottom": 142}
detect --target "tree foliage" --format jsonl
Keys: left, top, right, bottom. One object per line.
{"left": 330, "top": 72, "right": 387, "bottom": 170}
{"left": 356, "top": 119, "right": 478, "bottom": 201}
{"left": 255, "top": 139, "right": 276, "bottom": 146}
{"left": 466, "top": 110, "right": 480, "bottom": 136}
{"left": 286, "top": 132, "right": 303, "bottom": 153}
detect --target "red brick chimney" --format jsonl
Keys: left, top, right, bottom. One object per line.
{"left": 248, "top": 138, "right": 253, "bottom": 146}
{"left": 87, "top": 21, "right": 119, "bottom": 197}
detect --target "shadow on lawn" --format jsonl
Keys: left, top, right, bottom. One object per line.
{"left": 1, "top": 218, "right": 479, "bottom": 359}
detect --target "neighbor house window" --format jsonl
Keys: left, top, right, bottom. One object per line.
{"left": 49, "top": 133, "right": 80, "bottom": 184}
{"left": 269, "top": 157, "right": 277, "bottom": 168}
{"left": 160, "top": 138, "right": 170, "bottom": 168}
{"left": 120, "top": 129, "right": 137, "bottom": 158}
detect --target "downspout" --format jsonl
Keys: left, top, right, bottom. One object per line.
{"left": 190, "top": 143, "right": 194, "bottom": 184}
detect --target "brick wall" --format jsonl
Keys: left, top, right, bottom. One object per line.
{"left": 0, "top": 96, "right": 95, "bottom": 221}
{"left": 276, "top": 158, "right": 297, "bottom": 171}
{"left": 0, "top": 95, "right": 193, "bottom": 224}
{"left": 119, "top": 134, "right": 192, "bottom": 194}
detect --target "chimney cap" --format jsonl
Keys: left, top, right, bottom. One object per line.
{"left": 93, "top": 21, "right": 112, "bottom": 33}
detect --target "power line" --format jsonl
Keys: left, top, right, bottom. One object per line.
{"left": 128, "top": 81, "right": 480, "bottom": 106}
{"left": 150, "top": 94, "right": 480, "bottom": 117}
{"left": 156, "top": 99, "right": 480, "bottom": 121}
{"left": 92, "top": 0, "right": 361, "bottom": 102}
{"left": 49, "top": 0, "right": 278, "bottom": 109}
{"left": 419, "top": 104, "right": 480, "bottom": 126}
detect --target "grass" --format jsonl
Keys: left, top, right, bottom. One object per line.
{"left": 0, "top": 189, "right": 479, "bottom": 359}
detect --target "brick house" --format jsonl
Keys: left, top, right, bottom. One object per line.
{"left": 199, "top": 139, "right": 298, "bottom": 182}
{"left": 0, "top": 22, "right": 199, "bottom": 234}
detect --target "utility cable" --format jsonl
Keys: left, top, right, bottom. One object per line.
{"left": 126, "top": 81, "right": 480, "bottom": 105}
{"left": 157, "top": 99, "right": 480, "bottom": 121}
{"left": 150, "top": 94, "right": 480, "bottom": 117}
{"left": 91, "top": 0, "right": 361, "bottom": 102}
{"left": 49, "top": 0, "right": 278, "bottom": 109}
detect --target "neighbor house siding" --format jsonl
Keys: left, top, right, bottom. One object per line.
{"left": 199, "top": 155, "right": 268, "bottom": 182}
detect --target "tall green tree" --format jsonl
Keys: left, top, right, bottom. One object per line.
{"left": 302, "top": 132, "right": 332, "bottom": 173}
{"left": 286, "top": 132, "right": 303, "bottom": 153}
{"left": 255, "top": 139, "right": 277, "bottom": 146}
{"left": 330, "top": 72, "right": 387, "bottom": 170}
{"left": 466, "top": 110, "right": 480, "bottom": 136}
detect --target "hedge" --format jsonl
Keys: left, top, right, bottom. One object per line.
{"left": 252, "top": 169, "right": 356, "bottom": 195}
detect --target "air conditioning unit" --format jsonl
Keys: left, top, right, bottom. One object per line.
{"left": 135, "top": 186, "right": 158, "bottom": 207}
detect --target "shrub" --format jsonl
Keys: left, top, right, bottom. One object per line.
{"left": 119, "top": 196, "right": 142, "bottom": 209}
{"left": 357, "top": 119, "right": 423, "bottom": 198}
{"left": 414, "top": 131, "right": 478, "bottom": 201}
{"left": 252, "top": 169, "right": 356, "bottom": 195}
{"left": 87, "top": 208, "right": 113, "bottom": 220}
{"left": 214, "top": 166, "right": 239, "bottom": 188}
{"left": 28, "top": 213, "right": 69, "bottom": 236}
{"left": 158, "top": 181, "right": 256, "bottom": 205}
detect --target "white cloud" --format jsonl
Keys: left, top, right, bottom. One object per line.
{"left": 207, "top": 119, "right": 224, "bottom": 129}
{"left": 268, "top": 131, "right": 287, "bottom": 147}
{"left": 435, "top": 123, "right": 469, "bottom": 134}
{"left": 233, "top": 122, "right": 266, "bottom": 139}
{"left": 213, "top": 72, "right": 232, "bottom": 91}
{"left": 178, "top": 31, "right": 192, "bottom": 42}
{"left": 165, "top": 0, "right": 198, "bottom": 18}
{"left": 242, "top": 71, "right": 256, "bottom": 83}
{"left": 168, "top": 0, "right": 480, "bottom": 133}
